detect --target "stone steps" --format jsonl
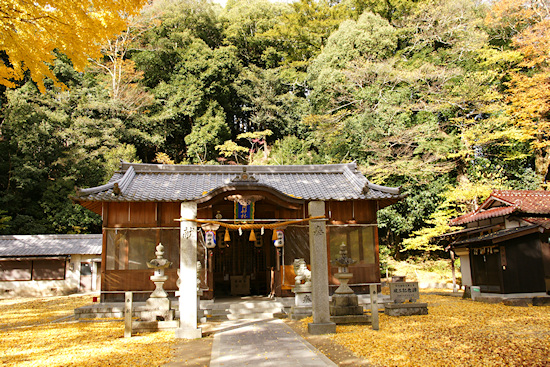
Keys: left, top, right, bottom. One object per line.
{"left": 75, "top": 303, "right": 133, "bottom": 319}
{"left": 131, "top": 320, "right": 179, "bottom": 334}
{"left": 204, "top": 300, "right": 286, "bottom": 321}
{"left": 76, "top": 299, "right": 288, "bottom": 321}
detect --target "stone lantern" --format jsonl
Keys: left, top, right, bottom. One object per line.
{"left": 329, "top": 243, "right": 370, "bottom": 324}
{"left": 142, "top": 243, "right": 174, "bottom": 322}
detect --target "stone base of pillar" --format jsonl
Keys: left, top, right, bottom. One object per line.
{"left": 175, "top": 327, "right": 202, "bottom": 339}
{"left": 307, "top": 322, "right": 336, "bottom": 335}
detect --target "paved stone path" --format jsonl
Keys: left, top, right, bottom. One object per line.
{"left": 209, "top": 319, "right": 337, "bottom": 367}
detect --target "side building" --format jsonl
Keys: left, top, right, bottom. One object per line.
{"left": 73, "top": 162, "right": 403, "bottom": 302}
{"left": 0, "top": 234, "right": 102, "bottom": 297}
{"left": 443, "top": 190, "right": 550, "bottom": 295}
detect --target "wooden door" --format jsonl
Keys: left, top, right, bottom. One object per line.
{"left": 79, "top": 262, "right": 93, "bottom": 292}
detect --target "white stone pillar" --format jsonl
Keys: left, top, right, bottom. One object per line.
{"left": 369, "top": 284, "right": 379, "bottom": 331}
{"left": 124, "top": 292, "right": 133, "bottom": 338}
{"left": 307, "top": 201, "right": 336, "bottom": 334}
{"left": 175, "top": 202, "right": 202, "bottom": 339}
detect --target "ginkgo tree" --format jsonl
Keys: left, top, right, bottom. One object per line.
{"left": 488, "top": 0, "right": 550, "bottom": 181}
{"left": 0, "top": 0, "right": 148, "bottom": 92}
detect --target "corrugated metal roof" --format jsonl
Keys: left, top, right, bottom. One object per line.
{"left": 0, "top": 234, "right": 102, "bottom": 257}
{"left": 452, "top": 225, "right": 542, "bottom": 247}
{"left": 74, "top": 162, "right": 403, "bottom": 203}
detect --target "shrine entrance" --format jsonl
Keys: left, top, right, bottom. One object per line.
{"left": 211, "top": 229, "right": 276, "bottom": 297}
{"left": 196, "top": 190, "right": 304, "bottom": 299}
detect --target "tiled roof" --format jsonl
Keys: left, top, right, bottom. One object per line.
{"left": 523, "top": 217, "right": 550, "bottom": 230}
{"left": 450, "top": 190, "right": 550, "bottom": 226}
{"left": 485, "top": 190, "right": 550, "bottom": 214}
{"left": 451, "top": 206, "right": 516, "bottom": 226}
{"left": 0, "top": 234, "right": 102, "bottom": 257}
{"left": 74, "top": 162, "right": 403, "bottom": 203}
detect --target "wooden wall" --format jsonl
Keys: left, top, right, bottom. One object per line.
{"left": 104, "top": 202, "right": 181, "bottom": 227}
{"left": 324, "top": 200, "right": 377, "bottom": 224}
{"left": 101, "top": 198, "right": 382, "bottom": 298}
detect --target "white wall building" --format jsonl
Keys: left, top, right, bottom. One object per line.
{"left": 0, "top": 234, "right": 101, "bottom": 298}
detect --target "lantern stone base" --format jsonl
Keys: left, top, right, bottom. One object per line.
{"left": 384, "top": 302, "right": 428, "bottom": 316}
{"left": 330, "top": 294, "right": 363, "bottom": 316}
{"left": 141, "top": 297, "right": 174, "bottom": 322}
{"left": 132, "top": 320, "right": 179, "bottom": 334}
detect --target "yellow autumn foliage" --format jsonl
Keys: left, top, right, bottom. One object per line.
{"left": 488, "top": 0, "right": 550, "bottom": 177}
{"left": 0, "top": 295, "right": 176, "bottom": 367}
{"left": 0, "top": 294, "right": 90, "bottom": 328}
{"left": 328, "top": 294, "right": 550, "bottom": 367}
{"left": 0, "top": 0, "right": 148, "bottom": 92}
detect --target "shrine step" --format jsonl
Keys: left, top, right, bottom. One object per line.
{"left": 75, "top": 302, "right": 144, "bottom": 319}
{"left": 204, "top": 300, "right": 286, "bottom": 321}
{"left": 131, "top": 320, "right": 179, "bottom": 334}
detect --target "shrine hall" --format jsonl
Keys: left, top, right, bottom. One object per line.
{"left": 73, "top": 162, "right": 402, "bottom": 337}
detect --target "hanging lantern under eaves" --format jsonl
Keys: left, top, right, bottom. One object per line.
{"left": 205, "top": 230, "right": 216, "bottom": 249}
{"left": 273, "top": 229, "right": 284, "bottom": 247}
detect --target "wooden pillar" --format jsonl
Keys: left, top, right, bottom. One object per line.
{"left": 175, "top": 202, "right": 202, "bottom": 339}
{"left": 308, "top": 201, "right": 336, "bottom": 334}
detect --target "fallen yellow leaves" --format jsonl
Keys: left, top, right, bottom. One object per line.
{"left": 0, "top": 295, "right": 91, "bottom": 329}
{"left": 326, "top": 294, "right": 550, "bottom": 367}
{"left": 0, "top": 295, "right": 177, "bottom": 367}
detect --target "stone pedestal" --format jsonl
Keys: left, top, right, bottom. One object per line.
{"left": 141, "top": 297, "right": 174, "bottom": 322}
{"left": 384, "top": 302, "right": 428, "bottom": 316}
{"left": 329, "top": 253, "right": 370, "bottom": 325}
{"left": 330, "top": 293, "right": 363, "bottom": 316}
{"left": 329, "top": 285, "right": 370, "bottom": 324}
{"left": 290, "top": 284, "right": 313, "bottom": 320}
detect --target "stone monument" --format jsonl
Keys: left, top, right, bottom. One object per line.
{"left": 384, "top": 281, "right": 428, "bottom": 316}
{"left": 329, "top": 244, "right": 370, "bottom": 324}
{"left": 290, "top": 258, "right": 313, "bottom": 320}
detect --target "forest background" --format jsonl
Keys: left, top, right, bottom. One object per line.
{"left": 0, "top": 0, "right": 548, "bottom": 267}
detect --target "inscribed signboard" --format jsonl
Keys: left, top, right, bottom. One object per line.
{"left": 234, "top": 202, "right": 254, "bottom": 221}
{"left": 389, "top": 282, "right": 420, "bottom": 303}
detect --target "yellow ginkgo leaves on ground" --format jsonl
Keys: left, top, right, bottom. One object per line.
{"left": 327, "top": 294, "right": 550, "bottom": 367}
{"left": 0, "top": 295, "right": 177, "bottom": 367}
{"left": 0, "top": 294, "right": 91, "bottom": 329}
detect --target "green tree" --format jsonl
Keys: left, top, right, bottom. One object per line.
{"left": 185, "top": 101, "right": 231, "bottom": 163}
{"left": 222, "top": 0, "right": 291, "bottom": 68}
{"left": 235, "top": 65, "right": 309, "bottom": 137}
{"left": 307, "top": 11, "right": 399, "bottom": 112}
{"left": 0, "top": 58, "right": 143, "bottom": 234}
